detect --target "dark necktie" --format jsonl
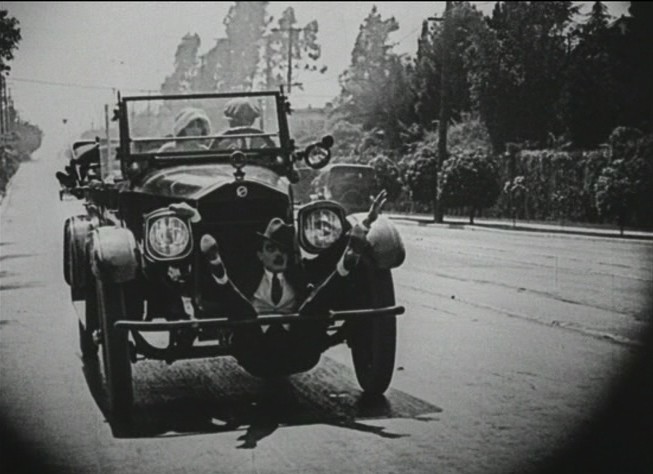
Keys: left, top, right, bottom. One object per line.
{"left": 271, "top": 273, "right": 282, "bottom": 305}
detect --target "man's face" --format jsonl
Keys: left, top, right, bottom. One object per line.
{"left": 257, "top": 240, "right": 288, "bottom": 273}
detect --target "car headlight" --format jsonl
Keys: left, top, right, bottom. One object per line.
{"left": 145, "top": 212, "right": 192, "bottom": 260}
{"left": 298, "top": 202, "right": 346, "bottom": 253}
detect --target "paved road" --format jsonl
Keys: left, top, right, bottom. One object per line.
{"left": 1, "top": 147, "right": 652, "bottom": 473}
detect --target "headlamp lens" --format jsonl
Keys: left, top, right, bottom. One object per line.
{"left": 148, "top": 215, "right": 190, "bottom": 258}
{"left": 302, "top": 208, "right": 343, "bottom": 249}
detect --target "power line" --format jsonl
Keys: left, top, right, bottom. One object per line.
{"left": 6, "top": 76, "right": 157, "bottom": 93}
{"left": 393, "top": 25, "right": 423, "bottom": 46}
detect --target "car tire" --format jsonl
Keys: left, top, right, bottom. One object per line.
{"left": 97, "top": 278, "right": 133, "bottom": 425}
{"left": 79, "top": 280, "right": 98, "bottom": 360}
{"left": 349, "top": 268, "right": 397, "bottom": 396}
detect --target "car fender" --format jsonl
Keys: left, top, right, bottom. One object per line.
{"left": 64, "top": 215, "right": 97, "bottom": 300}
{"left": 347, "top": 214, "right": 406, "bottom": 269}
{"left": 90, "top": 227, "right": 139, "bottom": 283}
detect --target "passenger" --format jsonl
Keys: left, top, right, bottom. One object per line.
{"left": 158, "top": 108, "right": 212, "bottom": 153}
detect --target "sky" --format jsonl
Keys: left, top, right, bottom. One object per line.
{"left": 3, "top": 1, "right": 630, "bottom": 153}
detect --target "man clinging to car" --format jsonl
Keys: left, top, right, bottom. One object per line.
{"left": 172, "top": 189, "right": 398, "bottom": 372}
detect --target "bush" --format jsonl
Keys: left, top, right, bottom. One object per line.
{"left": 439, "top": 148, "right": 500, "bottom": 223}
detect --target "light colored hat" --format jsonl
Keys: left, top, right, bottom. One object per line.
{"left": 224, "top": 98, "right": 260, "bottom": 124}
{"left": 173, "top": 108, "right": 212, "bottom": 137}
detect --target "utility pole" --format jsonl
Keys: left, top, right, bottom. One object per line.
{"left": 0, "top": 73, "right": 6, "bottom": 136}
{"left": 429, "top": 0, "right": 452, "bottom": 223}
{"left": 271, "top": 27, "right": 302, "bottom": 93}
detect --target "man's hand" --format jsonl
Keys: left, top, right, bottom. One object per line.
{"left": 346, "top": 189, "right": 388, "bottom": 258}
{"left": 362, "top": 189, "right": 388, "bottom": 229}
{"left": 168, "top": 202, "right": 202, "bottom": 223}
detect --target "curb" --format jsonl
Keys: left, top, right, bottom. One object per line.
{"left": 387, "top": 214, "right": 653, "bottom": 242}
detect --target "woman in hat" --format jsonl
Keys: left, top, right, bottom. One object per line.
{"left": 158, "top": 107, "right": 212, "bottom": 153}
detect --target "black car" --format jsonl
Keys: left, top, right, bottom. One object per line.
{"left": 311, "top": 163, "right": 379, "bottom": 214}
{"left": 58, "top": 90, "right": 405, "bottom": 428}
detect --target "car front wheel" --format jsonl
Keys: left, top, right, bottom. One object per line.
{"left": 97, "top": 278, "right": 133, "bottom": 425}
{"left": 349, "top": 268, "right": 397, "bottom": 396}
{"left": 79, "top": 279, "right": 99, "bottom": 359}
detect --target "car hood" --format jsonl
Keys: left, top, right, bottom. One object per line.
{"left": 134, "top": 164, "right": 290, "bottom": 199}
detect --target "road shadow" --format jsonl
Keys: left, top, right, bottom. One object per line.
{"left": 0, "top": 253, "right": 35, "bottom": 262}
{"left": 82, "top": 354, "right": 441, "bottom": 444}
{"left": 0, "top": 282, "right": 45, "bottom": 291}
{"left": 0, "top": 251, "right": 43, "bottom": 291}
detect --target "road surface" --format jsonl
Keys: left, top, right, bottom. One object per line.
{"left": 1, "top": 146, "right": 652, "bottom": 473}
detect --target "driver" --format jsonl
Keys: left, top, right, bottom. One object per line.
{"left": 158, "top": 107, "right": 212, "bottom": 152}
{"left": 225, "top": 98, "right": 261, "bottom": 128}
{"left": 211, "top": 98, "right": 275, "bottom": 150}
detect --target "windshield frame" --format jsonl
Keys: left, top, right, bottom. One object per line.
{"left": 117, "top": 90, "right": 292, "bottom": 165}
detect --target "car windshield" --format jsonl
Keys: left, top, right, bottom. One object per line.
{"left": 124, "top": 94, "right": 282, "bottom": 155}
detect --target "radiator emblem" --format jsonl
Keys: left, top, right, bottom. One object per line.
{"left": 236, "top": 185, "right": 248, "bottom": 198}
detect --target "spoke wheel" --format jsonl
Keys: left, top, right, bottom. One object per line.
{"left": 79, "top": 278, "right": 99, "bottom": 359}
{"left": 350, "top": 268, "right": 397, "bottom": 396}
{"left": 97, "top": 278, "right": 133, "bottom": 426}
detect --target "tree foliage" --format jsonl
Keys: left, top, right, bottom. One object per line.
{"left": 162, "top": 3, "right": 324, "bottom": 93}
{"left": 595, "top": 127, "right": 653, "bottom": 231}
{"left": 466, "top": 2, "right": 579, "bottom": 151}
{"left": 560, "top": 2, "right": 622, "bottom": 147}
{"left": 263, "top": 7, "right": 326, "bottom": 90}
{"left": 335, "top": 6, "right": 415, "bottom": 148}
{"left": 161, "top": 33, "right": 201, "bottom": 94}
{"left": 413, "top": 2, "right": 486, "bottom": 129}
{"left": 403, "top": 155, "right": 437, "bottom": 208}
{"left": 0, "top": 10, "right": 21, "bottom": 73}
{"left": 439, "top": 148, "right": 500, "bottom": 223}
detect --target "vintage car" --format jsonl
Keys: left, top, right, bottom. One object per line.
{"left": 58, "top": 90, "right": 405, "bottom": 427}
{"left": 310, "top": 163, "right": 379, "bottom": 214}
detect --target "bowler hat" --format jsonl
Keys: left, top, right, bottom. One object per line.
{"left": 257, "top": 217, "right": 295, "bottom": 252}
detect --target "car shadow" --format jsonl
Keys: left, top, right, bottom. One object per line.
{"left": 82, "top": 354, "right": 441, "bottom": 444}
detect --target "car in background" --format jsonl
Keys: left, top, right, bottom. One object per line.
{"left": 310, "top": 163, "right": 379, "bottom": 214}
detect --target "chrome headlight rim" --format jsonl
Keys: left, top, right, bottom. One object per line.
{"left": 144, "top": 208, "right": 193, "bottom": 261}
{"left": 297, "top": 200, "right": 347, "bottom": 254}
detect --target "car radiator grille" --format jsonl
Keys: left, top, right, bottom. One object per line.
{"left": 194, "top": 192, "right": 290, "bottom": 315}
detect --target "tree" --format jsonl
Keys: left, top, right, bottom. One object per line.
{"left": 217, "top": 1, "right": 270, "bottom": 91}
{"left": 262, "top": 7, "right": 326, "bottom": 91}
{"left": 594, "top": 127, "right": 653, "bottom": 232}
{"left": 336, "top": 6, "right": 415, "bottom": 149}
{"left": 561, "top": 2, "right": 622, "bottom": 147}
{"left": 594, "top": 159, "right": 636, "bottom": 234}
{"left": 0, "top": 10, "right": 21, "bottom": 73}
{"left": 404, "top": 156, "right": 437, "bottom": 210}
{"left": 161, "top": 33, "right": 201, "bottom": 94}
{"left": 369, "top": 155, "right": 402, "bottom": 201}
{"left": 620, "top": 2, "right": 653, "bottom": 131}
{"left": 466, "top": 2, "right": 579, "bottom": 151}
{"left": 438, "top": 148, "right": 500, "bottom": 223}
{"left": 413, "top": 2, "right": 485, "bottom": 130}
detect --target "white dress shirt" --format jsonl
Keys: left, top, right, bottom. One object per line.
{"left": 211, "top": 268, "right": 296, "bottom": 313}
{"left": 252, "top": 269, "right": 297, "bottom": 314}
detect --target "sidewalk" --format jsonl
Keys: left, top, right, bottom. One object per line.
{"left": 386, "top": 213, "right": 653, "bottom": 241}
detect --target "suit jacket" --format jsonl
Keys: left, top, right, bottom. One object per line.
{"left": 223, "top": 235, "right": 349, "bottom": 309}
